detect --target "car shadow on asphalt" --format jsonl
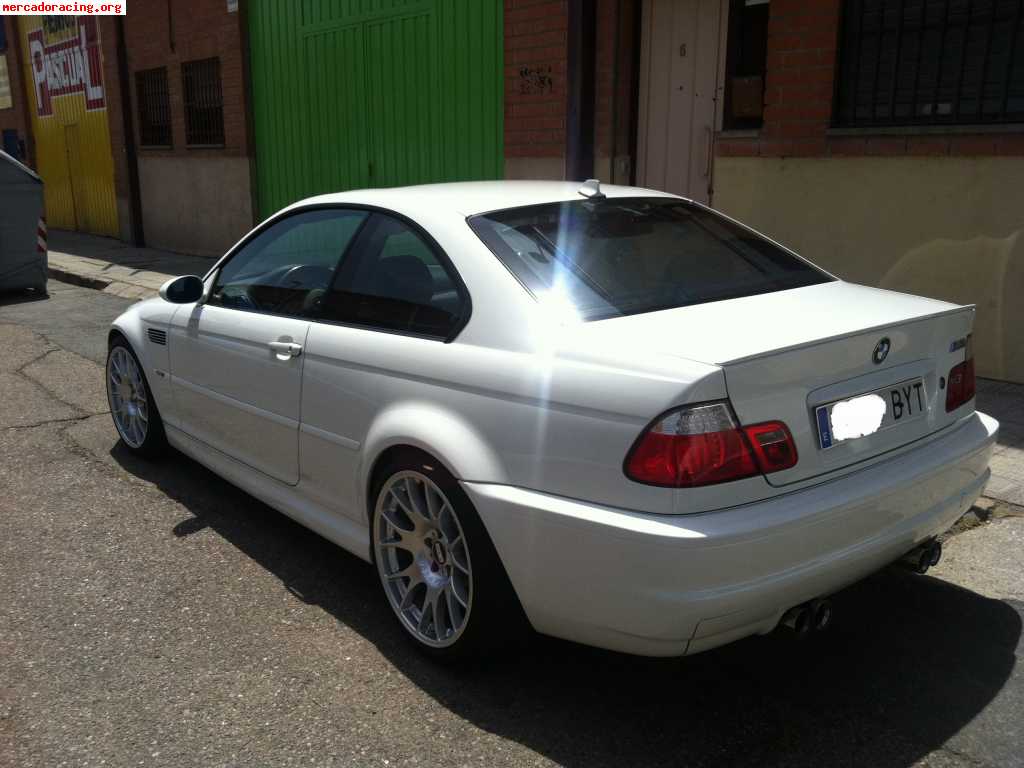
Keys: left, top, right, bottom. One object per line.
{"left": 113, "top": 443, "right": 1022, "bottom": 768}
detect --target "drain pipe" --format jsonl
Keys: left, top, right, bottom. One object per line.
{"left": 565, "top": 0, "right": 596, "bottom": 181}
{"left": 115, "top": 16, "right": 145, "bottom": 247}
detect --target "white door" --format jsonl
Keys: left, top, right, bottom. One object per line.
{"left": 169, "top": 305, "right": 309, "bottom": 484}
{"left": 297, "top": 211, "right": 472, "bottom": 521}
{"left": 167, "top": 207, "right": 369, "bottom": 485}
{"left": 637, "top": 0, "right": 725, "bottom": 203}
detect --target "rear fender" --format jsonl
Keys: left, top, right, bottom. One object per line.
{"left": 358, "top": 402, "right": 507, "bottom": 517}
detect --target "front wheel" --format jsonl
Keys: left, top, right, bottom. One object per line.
{"left": 106, "top": 337, "right": 166, "bottom": 457}
{"left": 371, "top": 450, "right": 527, "bottom": 658}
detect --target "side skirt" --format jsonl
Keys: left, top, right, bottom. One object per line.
{"left": 165, "top": 423, "right": 373, "bottom": 564}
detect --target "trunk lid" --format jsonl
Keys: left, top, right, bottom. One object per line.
{"left": 589, "top": 281, "right": 975, "bottom": 486}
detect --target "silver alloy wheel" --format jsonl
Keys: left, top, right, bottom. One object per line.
{"left": 374, "top": 470, "right": 473, "bottom": 648}
{"left": 106, "top": 346, "right": 149, "bottom": 449}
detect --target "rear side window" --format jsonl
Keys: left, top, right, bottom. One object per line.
{"left": 320, "top": 213, "right": 468, "bottom": 339}
{"left": 468, "top": 197, "right": 832, "bottom": 321}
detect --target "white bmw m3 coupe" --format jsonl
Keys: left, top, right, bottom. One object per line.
{"left": 106, "top": 181, "right": 998, "bottom": 658}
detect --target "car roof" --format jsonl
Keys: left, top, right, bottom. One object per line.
{"left": 287, "top": 180, "right": 680, "bottom": 218}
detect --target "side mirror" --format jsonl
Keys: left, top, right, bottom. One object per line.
{"left": 159, "top": 275, "right": 205, "bottom": 304}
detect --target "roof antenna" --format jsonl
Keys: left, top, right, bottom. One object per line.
{"left": 578, "top": 179, "right": 606, "bottom": 200}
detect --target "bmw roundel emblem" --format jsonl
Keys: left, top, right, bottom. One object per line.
{"left": 873, "top": 337, "right": 891, "bottom": 365}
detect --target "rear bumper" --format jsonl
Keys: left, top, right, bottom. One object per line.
{"left": 464, "top": 411, "right": 999, "bottom": 657}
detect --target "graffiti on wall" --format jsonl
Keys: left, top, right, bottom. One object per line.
{"left": 26, "top": 15, "right": 105, "bottom": 117}
{"left": 17, "top": 14, "right": 118, "bottom": 236}
{"left": 518, "top": 65, "right": 553, "bottom": 95}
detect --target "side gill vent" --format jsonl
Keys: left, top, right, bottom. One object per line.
{"left": 147, "top": 328, "right": 167, "bottom": 346}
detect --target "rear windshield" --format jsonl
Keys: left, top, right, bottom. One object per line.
{"left": 468, "top": 197, "right": 833, "bottom": 321}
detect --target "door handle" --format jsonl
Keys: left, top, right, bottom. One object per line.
{"left": 268, "top": 341, "right": 303, "bottom": 359}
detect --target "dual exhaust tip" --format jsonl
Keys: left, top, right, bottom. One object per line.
{"left": 778, "top": 540, "right": 943, "bottom": 638}
{"left": 779, "top": 599, "right": 833, "bottom": 637}
{"left": 897, "top": 539, "right": 943, "bottom": 575}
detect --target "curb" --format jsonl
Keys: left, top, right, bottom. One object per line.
{"left": 48, "top": 266, "right": 157, "bottom": 300}
{"left": 48, "top": 265, "right": 111, "bottom": 291}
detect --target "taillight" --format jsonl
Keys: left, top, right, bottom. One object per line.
{"left": 745, "top": 421, "right": 799, "bottom": 473}
{"left": 624, "top": 402, "right": 798, "bottom": 488}
{"left": 945, "top": 335, "right": 976, "bottom": 412}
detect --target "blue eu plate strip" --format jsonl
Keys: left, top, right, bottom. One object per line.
{"left": 816, "top": 406, "right": 833, "bottom": 449}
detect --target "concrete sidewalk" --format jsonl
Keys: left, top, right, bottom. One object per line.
{"left": 47, "top": 229, "right": 217, "bottom": 299}
{"left": 978, "top": 379, "right": 1024, "bottom": 507}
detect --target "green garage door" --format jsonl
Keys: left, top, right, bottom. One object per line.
{"left": 248, "top": 0, "right": 503, "bottom": 218}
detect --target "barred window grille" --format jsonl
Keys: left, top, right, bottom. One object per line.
{"left": 136, "top": 67, "right": 172, "bottom": 147}
{"left": 836, "top": 0, "right": 1024, "bottom": 127}
{"left": 182, "top": 57, "right": 225, "bottom": 146}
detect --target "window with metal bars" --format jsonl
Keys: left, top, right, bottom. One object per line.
{"left": 724, "top": 0, "right": 771, "bottom": 130}
{"left": 182, "top": 57, "right": 225, "bottom": 146}
{"left": 136, "top": 67, "right": 172, "bottom": 147}
{"left": 836, "top": 0, "right": 1024, "bottom": 127}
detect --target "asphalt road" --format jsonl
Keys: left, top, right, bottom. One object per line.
{"left": 1, "top": 281, "right": 1023, "bottom": 768}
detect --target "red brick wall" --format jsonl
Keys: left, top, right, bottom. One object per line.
{"left": 717, "top": 0, "right": 1024, "bottom": 159}
{"left": 504, "top": 0, "right": 567, "bottom": 161}
{"left": 124, "top": 0, "right": 247, "bottom": 158}
{"left": 756, "top": 0, "right": 839, "bottom": 157}
{"left": 0, "top": 16, "right": 34, "bottom": 164}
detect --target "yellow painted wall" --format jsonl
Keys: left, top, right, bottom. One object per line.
{"left": 0, "top": 54, "right": 13, "bottom": 110}
{"left": 18, "top": 15, "right": 118, "bottom": 236}
{"left": 712, "top": 155, "right": 1024, "bottom": 384}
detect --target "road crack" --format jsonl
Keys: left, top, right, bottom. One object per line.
{"left": 4, "top": 415, "right": 94, "bottom": 431}
{"left": 13, "top": 346, "right": 60, "bottom": 375}
{"left": 10, "top": 327, "right": 107, "bottom": 420}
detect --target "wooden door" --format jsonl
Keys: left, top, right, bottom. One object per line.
{"left": 637, "top": 0, "right": 725, "bottom": 203}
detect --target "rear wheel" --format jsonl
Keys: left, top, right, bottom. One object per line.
{"left": 371, "top": 450, "right": 527, "bottom": 658}
{"left": 106, "top": 337, "right": 166, "bottom": 457}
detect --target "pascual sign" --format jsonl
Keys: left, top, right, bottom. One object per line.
{"left": 27, "top": 16, "right": 105, "bottom": 116}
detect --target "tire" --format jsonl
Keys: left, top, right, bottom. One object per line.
{"left": 370, "top": 448, "right": 529, "bottom": 660}
{"left": 106, "top": 336, "right": 167, "bottom": 458}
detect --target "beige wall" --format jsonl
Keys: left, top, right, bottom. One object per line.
{"left": 137, "top": 156, "right": 253, "bottom": 258}
{"left": 712, "top": 155, "right": 1024, "bottom": 384}
{"left": 505, "top": 156, "right": 565, "bottom": 180}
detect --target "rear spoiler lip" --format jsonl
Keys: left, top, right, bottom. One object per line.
{"left": 676, "top": 304, "right": 976, "bottom": 368}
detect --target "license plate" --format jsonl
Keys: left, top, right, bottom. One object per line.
{"left": 816, "top": 378, "right": 926, "bottom": 449}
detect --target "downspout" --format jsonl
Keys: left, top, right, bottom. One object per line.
{"left": 116, "top": 16, "right": 145, "bottom": 246}
{"left": 566, "top": 0, "right": 596, "bottom": 180}
{"left": 627, "top": 0, "right": 643, "bottom": 185}
{"left": 238, "top": 0, "right": 259, "bottom": 225}
{"left": 8, "top": 18, "right": 37, "bottom": 167}
{"left": 707, "top": 0, "right": 730, "bottom": 207}
{"left": 609, "top": 0, "right": 621, "bottom": 182}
